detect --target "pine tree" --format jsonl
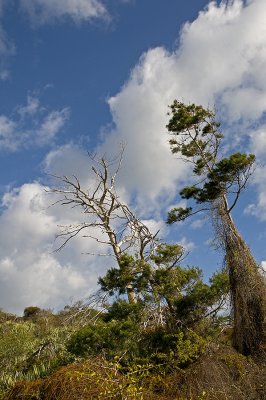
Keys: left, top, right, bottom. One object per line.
{"left": 166, "top": 101, "right": 266, "bottom": 355}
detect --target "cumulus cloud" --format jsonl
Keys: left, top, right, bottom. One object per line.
{"left": 244, "top": 165, "right": 266, "bottom": 220}
{"left": 249, "top": 125, "right": 266, "bottom": 158}
{"left": 0, "top": 95, "right": 70, "bottom": 151}
{"left": 43, "top": 143, "right": 94, "bottom": 187}
{"left": 98, "top": 47, "right": 189, "bottom": 205}
{"left": 94, "top": 0, "right": 266, "bottom": 213}
{"left": 0, "top": 182, "right": 111, "bottom": 314}
{"left": 245, "top": 125, "right": 266, "bottom": 220}
{"left": 178, "top": 237, "right": 196, "bottom": 253}
{"left": 20, "top": 0, "right": 108, "bottom": 25}
{"left": 177, "top": 0, "right": 266, "bottom": 118}
{"left": 0, "top": 116, "right": 17, "bottom": 149}
{"left": 37, "top": 109, "right": 70, "bottom": 144}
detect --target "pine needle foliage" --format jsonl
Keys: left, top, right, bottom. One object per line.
{"left": 166, "top": 100, "right": 266, "bottom": 355}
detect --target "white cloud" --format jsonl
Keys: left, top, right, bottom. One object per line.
{"left": 249, "top": 125, "right": 266, "bottom": 158}
{"left": 141, "top": 218, "right": 169, "bottom": 241}
{"left": 98, "top": 47, "right": 189, "bottom": 205}
{"left": 94, "top": 0, "right": 266, "bottom": 214}
{"left": 18, "top": 95, "right": 40, "bottom": 117}
{"left": 20, "top": 0, "right": 108, "bottom": 26}
{"left": 190, "top": 219, "right": 205, "bottom": 230}
{"left": 37, "top": 108, "right": 70, "bottom": 144}
{"left": 178, "top": 0, "right": 266, "bottom": 119}
{"left": 244, "top": 165, "right": 266, "bottom": 220}
{"left": 0, "top": 95, "right": 70, "bottom": 151}
{"left": 43, "top": 144, "right": 95, "bottom": 189}
{"left": 0, "top": 182, "right": 110, "bottom": 314}
{"left": 245, "top": 125, "right": 266, "bottom": 220}
{"left": 178, "top": 236, "right": 196, "bottom": 253}
{"left": 0, "top": 116, "right": 17, "bottom": 150}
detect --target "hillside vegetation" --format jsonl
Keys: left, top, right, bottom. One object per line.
{"left": 0, "top": 299, "right": 265, "bottom": 400}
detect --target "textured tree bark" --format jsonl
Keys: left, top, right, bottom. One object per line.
{"left": 216, "top": 200, "right": 266, "bottom": 355}
{"left": 126, "top": 284, "right": 137, "bottom": 304}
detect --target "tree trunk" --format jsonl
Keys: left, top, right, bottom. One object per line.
{"left": 216, "top": 201, "right": 266, "bottom": 355}
{"left": 126, "top": 284, "right": 137, "bottom": 304}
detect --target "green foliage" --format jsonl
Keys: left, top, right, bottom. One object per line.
{"left": 219, "top": 352, "right": 247, "bottom": 379}
{"left": 0, "top": 309, "right": 17, "bottom": 323}
{"left": 0, "top": 249, "right": 229, "bottom": 398}
{"left": 0, "top": 319, "right": 74, "bottom": 396}
{"left": 209, "top": 153, "right": 255, "bottom": 185}
{"left": 178, "top": 153, "right": 256, "bottom": 204}
{"left": 23, "top": 306, "right": 41, "bottom": 319}
{"left": 140, "top": 327, "right": 207, "bottom": 368}
{"left": 99, "top": 243, "right": 229, "bottom": 336}
{"left": 167, "top": 101, "right": 222, "bottom": 171}
{"left": 98, "top": 253, "right": 151, "bottom": 297}
{"left": 174, "top": 270, "right": 229, "bottom": 324}
{"left": 150, "top": 243, "right": 183, "bottom": 266}
{"left": 103, "top": 299, "right": 144, "bottom": 323}
{"left": 166, "top": 101, "right": 255, "bottom": 222}
{"left": 67, "top": 319, "right": 139, "bottom": 360}
{"left": 174, "top": 331, "right": 207, "bottom": 367}
{"left": 1, "top": 300, "right": 264, "bottom": 400}
{"left": 167, "top": 207, "right": 192, "bottom": 223}
{"left": 0, "top": 321, "right": 37, "bottom": 393}
{"left": 167, "top": 101, "right": 220, "bottom": 140}
{"left": 152, "top": 264, "right": 202, "bottom": 310}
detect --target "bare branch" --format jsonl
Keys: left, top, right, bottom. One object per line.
{"left": 48, "top": 150, "right": 159, "bottom": 304}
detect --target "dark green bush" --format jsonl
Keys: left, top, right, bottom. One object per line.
{"left": 67, "top": 319, "right": 139, "bottom": 360}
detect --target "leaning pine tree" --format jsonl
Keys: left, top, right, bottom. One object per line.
{"left": 166, "top": 101, "right": 266, "bottom": 355}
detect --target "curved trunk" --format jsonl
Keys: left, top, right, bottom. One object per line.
{"left": 216, "top": 199, "right": 266, "bottom": 355}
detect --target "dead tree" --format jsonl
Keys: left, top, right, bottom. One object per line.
{"left": 49, "top": 151, "right": 158, "bottom": 304}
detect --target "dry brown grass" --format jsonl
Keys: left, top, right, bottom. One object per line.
{"left": 4, "top": 347, "right": 266, "bottom": 400}
{"left": 4, "top": 358, "right": 143, "bottom": 400}
{"left": 180, "top": 346, "right": 266, "bottom": 399}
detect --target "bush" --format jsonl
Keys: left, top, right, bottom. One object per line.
{"left": 23, "top": 306, "right": 42, "bottom": 319}
{"left": 140, "top": 328, "right": 207, "bottom": 368}
{"left": 67, "top": 319, "right": 139, "bottom": 360}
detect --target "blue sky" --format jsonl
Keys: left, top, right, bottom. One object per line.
{"left": 0, "top": 0, "right": 266, "bottom": 314}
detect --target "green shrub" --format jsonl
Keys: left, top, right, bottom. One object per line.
{"left": 23, "top": 306, "right": 42, "bottom": 319}
{"left": 140, "top": 328, "right": 207, "bottom": 368}
{"left": 67, "top": 319, "right": 139, "bottom": 360}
